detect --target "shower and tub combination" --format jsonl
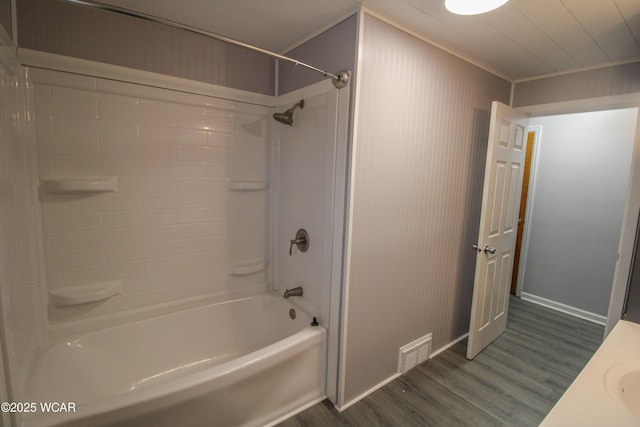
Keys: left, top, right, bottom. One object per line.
{"left": 23, "top": 295, "right": 326, "bottom": 427}
{"left": 14, "top": 74, "right": 349, "bottom": 427}
{"left": 2, "top": 1, "right": 352, "bottom": 421}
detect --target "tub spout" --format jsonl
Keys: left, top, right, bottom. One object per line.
{"left": 283, "top": 286, "right": 303, "bottom": 299}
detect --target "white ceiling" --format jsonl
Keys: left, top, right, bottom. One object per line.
{"left": 100, "top": 0, "right": 640, "bottom": 81}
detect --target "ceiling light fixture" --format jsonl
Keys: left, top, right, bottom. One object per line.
{"left": 445, "top": 0, "right": 509, "bottom": 15}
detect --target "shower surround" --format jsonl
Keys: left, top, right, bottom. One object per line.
{"left": 0, "top": 31, "right": 43, "bottom": 415}
{"left": 32, "top": 64, "right": 272, "bottom": 338}
{"left": 0, "top": 38, "right": 349, "bottom": 424}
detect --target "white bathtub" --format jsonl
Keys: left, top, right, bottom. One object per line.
{"left": 21, "top": 294, "right": 326, "bottom": 427}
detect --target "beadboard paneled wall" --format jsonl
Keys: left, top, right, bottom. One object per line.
{"left": 32, "top": 67, "right": 272, "bottom": 337}
{"left": 341, "top": 13, "right": 511, "bottom": 404}
{"left": 0, "top": 33, "right": 42, "bottom": 397}
{"left": 17, "top": 0, "right": 275, "bottom": 95}
{"left": 512, "top": 61, "right": 640, "bottom": 107}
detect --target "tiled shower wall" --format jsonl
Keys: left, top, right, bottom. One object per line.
{"left": 31, "top": 67, "right": 272, "bottom": 336}
{"left": 0, "top": 34, "right": 42, "bottom": 396}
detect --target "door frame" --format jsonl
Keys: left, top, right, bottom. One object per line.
{"left": 513, "top": 126, "right": 542, "bottom": 297}
{"left": 513, "top": 93, "right": 640, "bottom": 336}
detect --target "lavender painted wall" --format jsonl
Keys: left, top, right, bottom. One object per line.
{"left": 512, "top": 62, "right": 640, "bottom": 107}
{"left": 278, "top": 14, "right": 358, "bottom": 95}
{"left": 16, "top": 0, "right": 275, "bottom": 95}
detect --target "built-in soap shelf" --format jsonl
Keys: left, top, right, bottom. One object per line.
{"left": 48, "top": 280, "right": 123, "bottom": 306}
{"left": 40, "top": 176, "right": 119, "bottom": 194}
{"left": 230, "top": 259, "right": 267, "bottom": 276}
{"left": 226, "top": 179, "right": 267, "bottom": 191}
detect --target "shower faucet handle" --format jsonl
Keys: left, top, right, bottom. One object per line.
{"left": 289, "top": 229, "right": 309, "bottom": 256}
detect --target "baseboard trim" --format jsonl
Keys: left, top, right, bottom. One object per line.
{"left": 336, "top": 373, "right": 401, "bottom": 412}
{"left": 430, "top": 333, "right": 469, "bottom": 359}
{"left": 520, "top": 292, "right": 607, "bottom": 325}
{"left": 336, "top": 332, "right": 471, "bottom": 412}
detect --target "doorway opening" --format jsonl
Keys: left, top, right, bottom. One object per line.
{"left": 468, "top": 94, "right": 640, "bottom": 359}
{"left": 511, "top": 130, "right": 536, "bottom": 295}
{"left": 513, "top": 109, "right": 637, "bottom": 326}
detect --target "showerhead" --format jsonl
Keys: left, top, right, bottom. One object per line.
{"left": 273, "top": 100, "right": 304, "bottom": 126}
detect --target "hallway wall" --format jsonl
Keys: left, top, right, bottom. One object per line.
{"left": 522, "top": 109, "right": 637, "bottom": 317}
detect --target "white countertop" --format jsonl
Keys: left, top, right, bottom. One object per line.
{"left": 541, "top": 320, "right": 640, "bottom": 427}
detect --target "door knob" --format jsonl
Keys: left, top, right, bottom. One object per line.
{"left": 472, "top": 244, "right": 482, "bottom": 252}
{"left": 484, "top": 245, "right": 496, "bottom": 254}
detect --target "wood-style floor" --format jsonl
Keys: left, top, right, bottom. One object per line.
{"left": 278, "top": 296, "right": 604, "bottom": 427}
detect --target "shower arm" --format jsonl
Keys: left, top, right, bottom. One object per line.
{"left": 61, "top": 0, "right": 350, "bottom": 89}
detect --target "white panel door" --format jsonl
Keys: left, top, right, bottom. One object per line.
{"left": 467, "top": 101, "right": 528, "bottom": 360}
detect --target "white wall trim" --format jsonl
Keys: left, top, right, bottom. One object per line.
{"left": 335, "top": 372, "right": 401, "bottom": 412}
{"left": 337, "top": 8, "right": 365, "bottom": 409}
{"left": 520, "top": 292, "right": 607, "bottom": 325}
{"left": 607, "top": 107, "right": 640, "bottom": 335}
{"left": 335, "top": 331, "right": 469, "bottom": 412}
{"left": 18, "top": 48, "right": 275, "bottom": 107}
{"left": 327, "top": 82, "right": 351, "bottom": 404}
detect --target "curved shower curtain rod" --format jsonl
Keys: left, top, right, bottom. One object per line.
{"left": 61, "top": 0, "right": 350, "bottom": 89}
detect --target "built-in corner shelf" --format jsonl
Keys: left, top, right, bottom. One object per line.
{"left": 40, "top": 176, "right": 119, "bottom": 194}
{"left": 48, "top": 280, "right": 123, "bottom": 306}
{"left": 230, "top": 259, "right": 267, "bottom": 276}
{"left": 226, "top": 179, "right": 267, "bottom": 191}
